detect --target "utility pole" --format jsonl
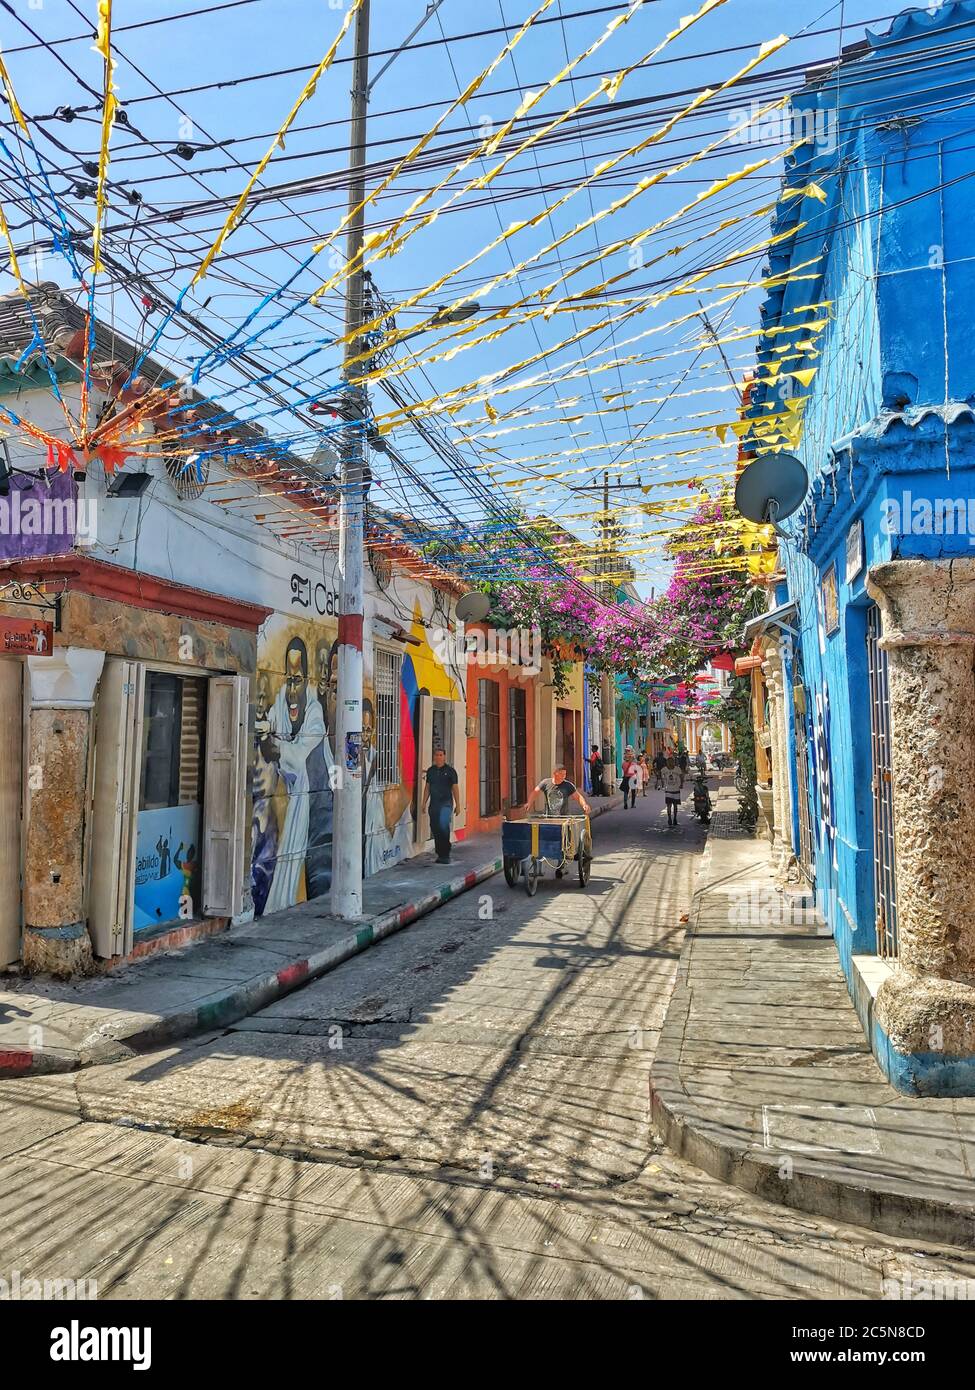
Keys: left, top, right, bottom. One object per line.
{"left": 601, "top": 469, "right": 609, "bottom": 603}
{"left": 332, "top": 0, "right": 371, "bottom": 920}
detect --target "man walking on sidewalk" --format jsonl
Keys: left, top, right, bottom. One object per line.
{"left": 653, "top": 748, "right": 665, "bottom": 789}
{"left": 661, "top": 755, "right": 684, "bottom": 828}
{"left": 422, "top": 747, "right": 460, "bottom": 864}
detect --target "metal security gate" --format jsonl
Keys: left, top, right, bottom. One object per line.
{"left": 374, "top": 648, "right": 401, "bottom": 788}
{"left": 867, "top": 605, "right": 898, "bottom": 959}
{"left": 790, "top": 650, "right": 815, "bottom": 882}
{"left": 794, "top": 702, "right": 815, "bottom": 881}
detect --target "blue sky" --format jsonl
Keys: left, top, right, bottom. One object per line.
{"left": 0, "top": 0, "right": 907, "bottom": 591}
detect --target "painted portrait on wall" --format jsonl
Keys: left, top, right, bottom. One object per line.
{"left": 250, "top": 615, "right": 334, "bottom": 914}
{"left": 250, "top": 596, "right": 462, "bottom": 916}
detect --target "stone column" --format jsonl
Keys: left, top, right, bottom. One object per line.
{"left": 867, "top": 558, "right": 975, "bottom": 1061}
{"left": 774, "top": 653, "right": 796, "bottom": 880}
{"left": 762, "top": 654, "right": 784, "bottom": 863}
{"left": 762, "top": 641, "right": 795, "bottom": 877}
{"left": 22, "top": 648, "right": 105, "bottom": 977}
{"left": 599, "top": 671, "right": 615, "bottom": 791}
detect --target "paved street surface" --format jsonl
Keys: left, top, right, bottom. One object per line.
{"left": 3, "top": 787, "right": 975, "bottom": 1299}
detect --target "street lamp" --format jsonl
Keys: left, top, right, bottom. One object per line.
{"left": 432, "top": 301, "right": 480, "bottom": 325}
{"left": 393, "top": 301, "right": 480, "bottom": 347}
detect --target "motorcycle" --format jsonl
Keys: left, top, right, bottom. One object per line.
{"left": 692, "top": 776, "right": 712, "bottom": 825}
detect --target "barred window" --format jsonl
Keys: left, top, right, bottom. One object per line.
{"left": 374, "top": 648, "right": 402, "bottom": 789}
{"left": 479, "top": 678, "right": 501, "bottom": 817}
{"left": 509, "top": 685, "right": 527, "bottom": 806}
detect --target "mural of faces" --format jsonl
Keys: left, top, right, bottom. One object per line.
{"left": 255, "top": 670, "right": 272, "bottom": 722}
{"left": 316, "top": 638, "right": 340, "bottom": 745}
{"left": 284, "top": 638, "right": 309, "bottom": 736}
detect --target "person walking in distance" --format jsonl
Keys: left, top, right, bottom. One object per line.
{"left": 621, "top": 748, "right": 638, "bottom": 809}
{"left": 589, "top": 744, "right": 605, "bottom": 798}
{"left": 653, "top": 748, "right": 665, "bottom": 789}
{"left": 661, "top": 754, "right": 684, "bottom": 828}
{"left": 638, "top": 752, "right": 650, "bottom": 796}
{"left": 422, "top": 747, "right": 460, "bottom": 864}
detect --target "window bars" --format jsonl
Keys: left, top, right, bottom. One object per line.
{"left": 867, "top": 604, "right": 899, "bottom": 959}
{"left": 478, "top": 678, "right": 501, "bottom": 818}
{"left": 374, "top": 647, "right": 402, "bottom": 790}
{"left": 793, "top": 701, "right": 816, "bottom": 882}
{"left": 509, "top": 685, "right": 527, "bottom": 806}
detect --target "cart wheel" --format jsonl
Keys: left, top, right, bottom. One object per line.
{"left": 578, "top": 852, "right": 592, "bottom": 888}
{"left": 503, "top": 856, "right": 519, "bottom": 888}
{"left": 524, "top": 857, "right": 539, "bottom": 897}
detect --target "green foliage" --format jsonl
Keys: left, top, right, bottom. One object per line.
{"left": 716, "top": 676, "right": 759, "bottom": 828}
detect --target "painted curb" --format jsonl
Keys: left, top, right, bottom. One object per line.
{"left": 0, "top": 857, "right": 503, "bottom": 1079}
{"left": 1, "top": 795, "right": 623, "bottom": 1079}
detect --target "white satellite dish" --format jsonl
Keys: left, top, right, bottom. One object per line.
{"left": 310, "top": 444, "right": 337, "bottom": 481}
{"left": 455, "top": 591, "right": 491, "bottom": 622}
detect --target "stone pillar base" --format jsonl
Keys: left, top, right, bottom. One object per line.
{"left": 22, "top": 924, "right": 94, "bottom": 979}
{"left": 874, "top": 970, "right": 975, "bottom": 1095}
{"left": 774, "top": 851, "right": 799, "bottom": 889}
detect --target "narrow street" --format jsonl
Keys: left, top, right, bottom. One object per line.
{"left": 3, "top": 789, "right": 971, "bottom": 1300}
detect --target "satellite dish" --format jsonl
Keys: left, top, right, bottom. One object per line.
{"left": 310, "top": 444, "right": 337, "bottom": 481}
{"left": 734, "top": 452, "right": 808, "bottom": 528}
{"left": 455, "top": 591, "right": 491, "bottom": 622}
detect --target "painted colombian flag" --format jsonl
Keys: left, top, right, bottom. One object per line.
{"left": 400, "top": 654, "right": 418, "bottom": 796}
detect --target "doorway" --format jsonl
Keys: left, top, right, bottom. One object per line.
{"left": 133, "top": 671, "right": 207, "bottom": 935}
{"left": 556, "top": 707, "right": 576, "bottom": 782}
{"left": 431, "top": 698, "right": 453, "bottom": 760}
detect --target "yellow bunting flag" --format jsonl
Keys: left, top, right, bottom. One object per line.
{"left": 0, "top": 49, "right": 29, "bottom": 135}
{"left": 91, "top": 0, "right": 118, "bottom": 276}
{"left": 192, "top": 0, "right": 365, "bottom": 287}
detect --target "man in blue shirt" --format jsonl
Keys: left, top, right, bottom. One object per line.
{"left": 422, "top": 747, "right": 460, "bottom": 864}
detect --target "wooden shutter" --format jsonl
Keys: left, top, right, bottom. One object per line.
{"left": 203, "top": 673, "right": 248, "bottom": 917}
{"left": 88, "top": 659, "right": 144, "bottom": 958}
{"left": 0, "top": 660, "right": 22, "bottom": 967}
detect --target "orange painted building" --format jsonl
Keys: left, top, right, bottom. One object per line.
{"left": 463, "top": 626, "right": 539, "bottom": 838}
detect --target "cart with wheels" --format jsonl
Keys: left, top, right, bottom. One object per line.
{"left": 501, "top": 814, "right": 593, "bottom": 896}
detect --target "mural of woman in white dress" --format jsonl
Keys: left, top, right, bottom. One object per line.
{"left": 261, "top": 637, "right": 330, "bottom": 914}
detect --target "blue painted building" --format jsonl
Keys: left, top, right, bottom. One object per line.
{"left": 743, "top": 3, "right": 975, "bottom": 1095}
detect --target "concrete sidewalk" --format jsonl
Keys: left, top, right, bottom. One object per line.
{"left": 0, "top": 794, "right": 622, "bottom": 1078}
{"left": 650, "top": 793, "right": 975, "bottom": 1248}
